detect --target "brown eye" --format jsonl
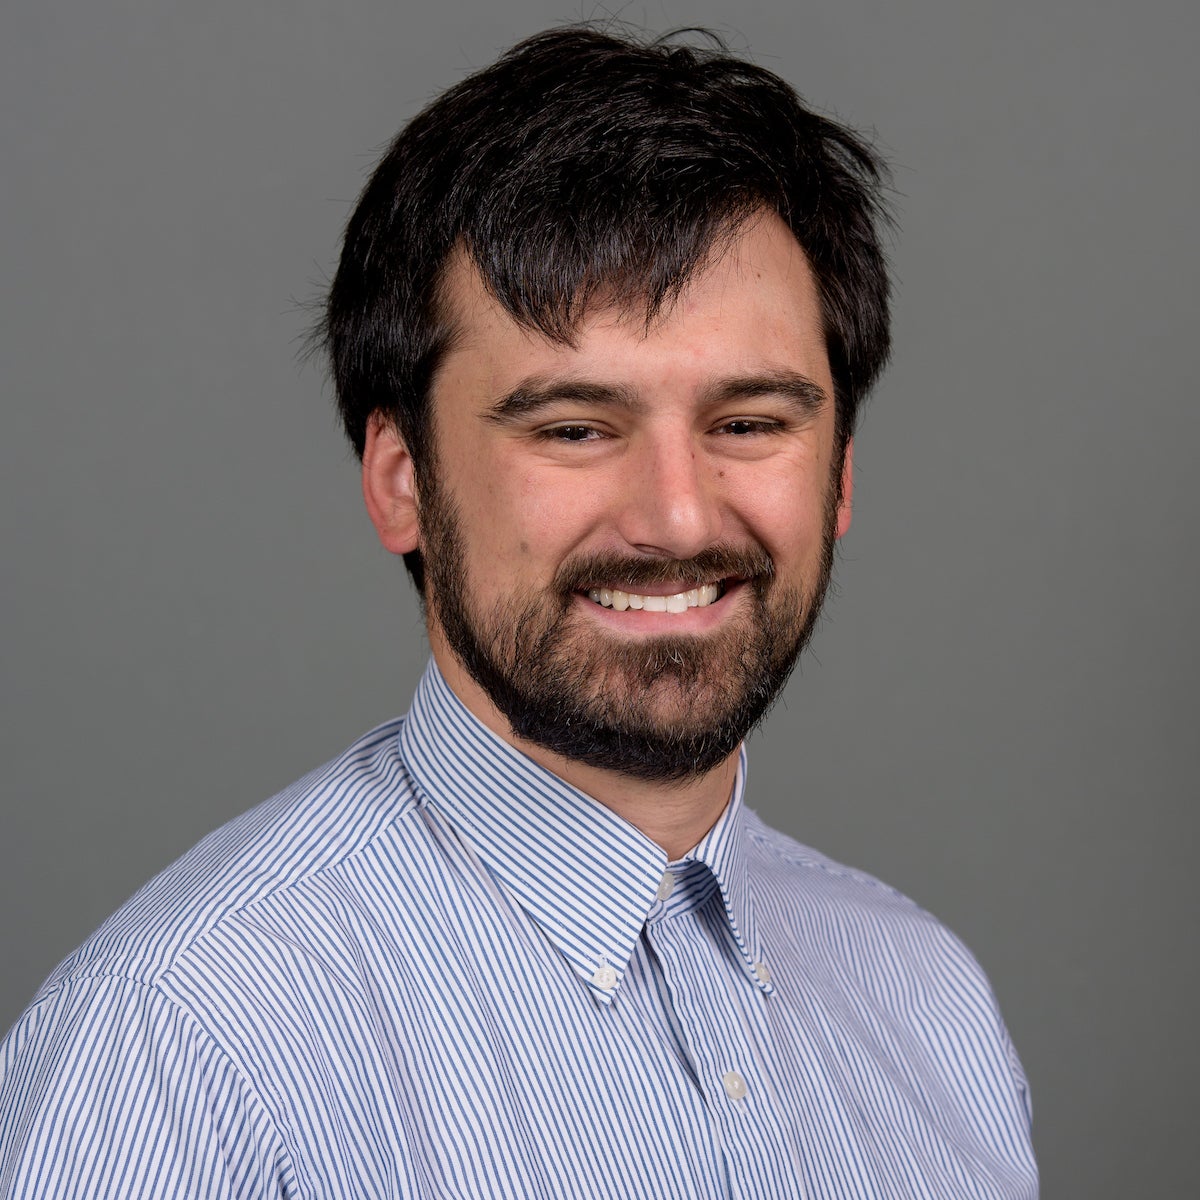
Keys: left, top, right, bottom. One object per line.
{"left": 543, "top": 424, "right": 597, "bottom": 441}
{"left": 720, "top": 419, "right": 777, "bottom": 436}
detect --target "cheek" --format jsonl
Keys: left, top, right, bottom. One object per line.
{"left": 458, "top": 467, "right": 591, "bottom": 579}
{"left": 514, "top": 468, "right": 609, "bottom": 543}
{"left": 733, "top": 468, "right": 833, "bottom": 564}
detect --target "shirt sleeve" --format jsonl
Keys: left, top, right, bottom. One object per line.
{"left": 0, "top": 975, "right": 296, "bottom": 1198}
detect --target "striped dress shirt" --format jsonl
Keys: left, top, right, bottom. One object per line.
{"left": 0, "top": 660, "right": 1037, "bottom": 1197}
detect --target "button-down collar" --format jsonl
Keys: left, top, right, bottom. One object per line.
{"left": 398, "top": 661, "right": 771, "bottom": 1004}
{"left": 655, "top": 760, "right": 774, "bottom": 998}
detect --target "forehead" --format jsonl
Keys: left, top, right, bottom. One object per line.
{"left": 435, "top": 212, "right": 831, "bottom": 398}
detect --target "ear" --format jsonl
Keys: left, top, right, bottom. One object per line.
{"left": 362, "top": 412, "right": 420, "bottom": 555}
{"left": 835, "top": 437, "right": 854, "bottom": 540}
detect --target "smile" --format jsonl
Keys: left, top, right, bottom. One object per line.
{"left": 585, "top": 582, "right": 725, "bottom": 613}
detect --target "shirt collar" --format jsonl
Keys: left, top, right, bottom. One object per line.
{"left": 398, "top": 660, "right": 771, "bottom": 1004}
{"left": 668, "top": 769, "right": 774, "bottom": 997}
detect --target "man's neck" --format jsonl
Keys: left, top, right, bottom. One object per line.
{"left": 429, "top": 639, "right": 740, "bottom": 861}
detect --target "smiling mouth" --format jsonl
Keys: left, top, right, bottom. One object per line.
{"left": 584, "top": 581, "right": 728, "bottom": 613}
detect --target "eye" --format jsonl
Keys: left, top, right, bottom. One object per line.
{"left": 537, "top": 423, "right": 604, "bottom": 442}
{"left": 716, "top": 418, "right": 783, "bottom": 437}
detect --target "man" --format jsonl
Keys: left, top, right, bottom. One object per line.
{"left": 0, "top": 26, "right": 1037, "bottom": 1198}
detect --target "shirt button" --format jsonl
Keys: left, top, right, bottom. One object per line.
{"left": 591, "top": 964, "right": 618, "bottom": 991}
{"left": 753, "top": 962, "right": 771, "bottom": 985}
{"left": 722, "top": 1071, "right": 748, "bottom": 1101}
{"left": 656, "top": 871, "right": 676, "bottom": 901}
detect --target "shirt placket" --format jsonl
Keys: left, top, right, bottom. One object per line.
{"left": 643, "top": 895, "right": 809, "bottom": 1200}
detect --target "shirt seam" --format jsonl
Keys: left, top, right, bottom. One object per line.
{"left": 90, "top": 748, "right": 424, "bottom": 992}
{"left": 21, "top": 973, "right": 306, "bottom": 1195}
{"left": 744, "top": 818, "right": 915, "bottom": 904}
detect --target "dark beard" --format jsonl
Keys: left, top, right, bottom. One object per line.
{"left": 421, "top": 482, "right": 837, "bottom": 784}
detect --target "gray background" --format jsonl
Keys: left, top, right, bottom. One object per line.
{"left": 2, "top": 1, "right": 1196, "bottom": 1194}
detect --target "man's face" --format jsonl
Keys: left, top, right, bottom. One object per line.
{"left": 414, "top": 213, "right": 851, "bottom": 781}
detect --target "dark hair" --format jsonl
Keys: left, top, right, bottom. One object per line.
{"left": 323, "top": 24, "right": 891, "bottom": 588}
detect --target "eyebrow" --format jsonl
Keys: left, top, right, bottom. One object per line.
{"left": 484, "top": 370, "right": 830, "bottom": 423}
{"left": 707, "top": 372, "right": 829, "bottom": 416}
{"left": 485, "top": 379, "right": 640, "bottom": 423}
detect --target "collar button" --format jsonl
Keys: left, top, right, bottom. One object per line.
{"left": 591, "top": 963, "right": 618, "bottom": 991}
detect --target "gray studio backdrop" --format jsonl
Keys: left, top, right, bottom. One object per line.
{"left": 2, "top": 2, "right": 1196, "bottom": 1194}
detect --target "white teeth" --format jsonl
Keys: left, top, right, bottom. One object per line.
{"left": 586, "top": 583, "right": 723, "bottom": 613}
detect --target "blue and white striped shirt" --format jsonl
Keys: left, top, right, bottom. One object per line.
{"left": 1, "top": 660, "right": 1037, "bottom": 1197}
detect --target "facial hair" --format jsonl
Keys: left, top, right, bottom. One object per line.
{"left": 420, "top": 476, "right": 838, "bottom": 784}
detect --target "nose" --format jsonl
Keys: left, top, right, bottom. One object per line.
{"left": 614, "top": 433, "right": 723, "bottom": 560}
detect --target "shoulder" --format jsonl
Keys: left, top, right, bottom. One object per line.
{"left": 0, "top": 720, "right": 429, "bottom": 1193}
{"left": 742, "top": 806, "right": 919, "bottom": 912}
{"left": 740, "top": 807, "right": 1002, "bottom": 1000}
{"left": 32, "top": 718, "right": 419, "bottom": 1003}
{"left": 740, "top": 808, "right": 1035, "bottom": 1146}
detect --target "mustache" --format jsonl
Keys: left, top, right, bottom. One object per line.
{"left": 554, "top": 544, "right": 775, "bottom": 594}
